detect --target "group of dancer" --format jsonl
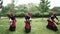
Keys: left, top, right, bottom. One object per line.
{"left": 8, "top": 11, "right": 59, "bottom": 33}
{"left": 8, "top": 11, "right": 32, "bottom": 33}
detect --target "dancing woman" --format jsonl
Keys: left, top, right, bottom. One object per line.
{"left": 25, "top": 12, "right": 32, "bottom": 33}
{"left": 46, "top": 12, "right": 59, "bottom": 31}
{"left": 8, "top": 12, "right": 16, "bottom": 31}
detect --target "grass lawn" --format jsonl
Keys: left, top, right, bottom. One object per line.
{"left": 0, "top": 18, "right": 60, "bottom": 34}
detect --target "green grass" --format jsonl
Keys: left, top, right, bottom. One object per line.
{"left": 0, "top": 18, "right": 60, "bottom": 34}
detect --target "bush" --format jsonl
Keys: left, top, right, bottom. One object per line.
{"left": 1, "top": 12, "right": 60, "bottom": 18}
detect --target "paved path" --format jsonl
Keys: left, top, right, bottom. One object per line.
{"left": 1, "top": 17, "right": 8, "bottom": 18}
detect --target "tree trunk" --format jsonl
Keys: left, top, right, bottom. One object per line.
{"left": 42, "top": 12, "right": 44, "bottom": 20}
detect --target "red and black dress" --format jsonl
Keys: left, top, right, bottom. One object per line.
{"left": 25, "top": 15, "right": 31, "bottom": 33}
{"left": 46, "top": 14, "right": 58, "bottom": 31}
{"left": 9, "top": 15, "right": 16, "bottom": 31}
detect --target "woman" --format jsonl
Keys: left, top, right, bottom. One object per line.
{"left": 46, "top": 12, "right": 59, "bottom": 31}
{"left": 25, "top": 12, "right": 32, "bottom": 33}
{"left": 9, "top": 12, "right": 16, "bottom": 31}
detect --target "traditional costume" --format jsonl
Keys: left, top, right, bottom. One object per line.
{"left": 9, "top": 12, "right": 16, "bottom": 31}
{"left": 25, "top": 12, "right": 32, "bottom": 33}
{"left": 46, "top": 13, "right": 59, "bottom": 31}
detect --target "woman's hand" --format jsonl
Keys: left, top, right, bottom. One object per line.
{"left": 56, "top": 22, "right": 60, "bottom": 25}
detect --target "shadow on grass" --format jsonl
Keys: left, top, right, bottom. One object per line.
{"left": 57, "top": 28, "right": 60, "bottom": 34}
{"left": 3, "top": 29, "right": 16, "bottom": 34}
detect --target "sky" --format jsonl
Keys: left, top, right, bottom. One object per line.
{"left": 2, "top": 0, "right": 60, "bottom": 9}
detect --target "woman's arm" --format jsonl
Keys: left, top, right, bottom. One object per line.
{"left": 55, "top": 16, "right": 59, "bottom": 21}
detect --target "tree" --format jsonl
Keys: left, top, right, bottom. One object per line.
{"left": 36, "top": 0, "right": 50, "bottom": 18}
{"left": 0, "top": 0, "right": 3, "bottom": 18}
{"left": 51, "top": 7, "right": 60, "bottom": 14}
{"left": 27, "top": 3, "right": 39, "bottom": 12}
{"left": 1, "top": 0, "right": 15, "bottom": 16}
{"left": 1, "top": 3, "right": 14, "bottom": 15}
